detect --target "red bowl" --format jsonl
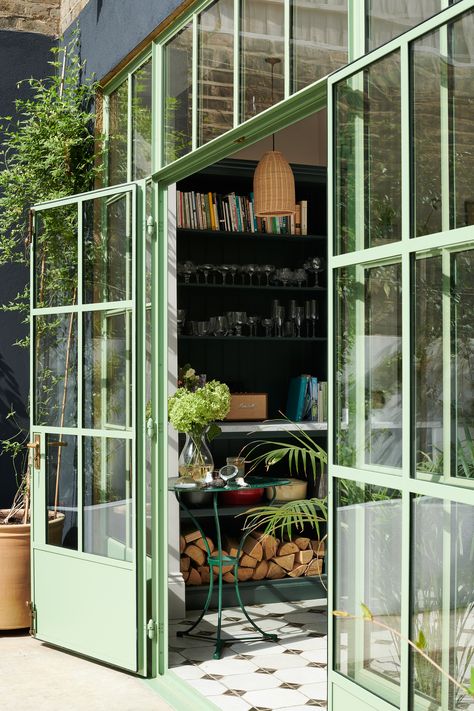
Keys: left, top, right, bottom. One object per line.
{"left": 221, "top": 488, "right": 264, "bottom": 507}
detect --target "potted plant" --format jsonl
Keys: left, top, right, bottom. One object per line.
{"left": 0, "top": 32, "right": 101, "bottom": 629}
{"left": 240, "top": 420, "right": 328, "bottom": 541}
{"left": 168, "top": 365, "right": 231, "bottom": 482}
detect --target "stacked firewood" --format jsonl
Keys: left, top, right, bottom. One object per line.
{"left": 180, "top": 529, "right": 326, "bottom": 586}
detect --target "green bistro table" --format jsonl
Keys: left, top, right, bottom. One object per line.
{"left": 169, "top": 475, "right": 291, "bottom": 659}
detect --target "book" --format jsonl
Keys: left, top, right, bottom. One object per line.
{"left": 286, "top": 375, "right": 310, "bottom": 422}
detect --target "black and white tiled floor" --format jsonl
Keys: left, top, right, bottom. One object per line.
{"left": 169, "top": 599, "right": 328, "bottom": 710}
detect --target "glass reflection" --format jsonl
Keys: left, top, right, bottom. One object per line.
{"left": 450, "top": 10, "right": 474, "bottom": 229}
{"left": 414, "top": 256, "right": 443, "bottom": 474}
{"left": 335, "top": 52, "right": 401, "bottom": 254}
{"left": 35, "top": 206, "right": 78, "bottom": 309}
{"left": 411, "top": 497, "right": 474, "bottom": 710}
{"left": 291, "top": 0, "right": 348, "bottom": 93}
{"left": 164, "top": 23, "right": 193, "bottom": 164}
{"left": 46, "top": 434, "right": 78, "bottom": 550}
{"left": 241, "top": 0, "right": 285, "bottom": 121}
{"left": 108, "top": 80, "right": 128, "bottom": 185}
{"left": 83, "top": 436, "right": 133, "bottom": 561}
{"left": 335, "top": 264, "right": 402, "bottom": 469}
{"left": 83, "top": 310, "right": 131, "bottom": 430}
{"left": 412, "top": 28, "right": 442, "bottom": 238}
{"left": 335, "top": 481, "right": 402, "bottom": 706}
{"left": 35, "top": 313, "right": 77, "bottom": 428}
{"left": 366, "top": 0, "right": 442, "bottom": 51}
{"left": 83, "top": 193, "right": 132, "bottom": 304}
{"left": 451, "top": 250, "right": 474, "bottom": 481}
{"left": 132, "top": 59, "right": 152, "bottom": 180}
{"left": 198, "top": 0, "right": 234, "bottom": 146}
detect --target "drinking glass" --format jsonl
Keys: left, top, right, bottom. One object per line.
{"left": 228, "top": 264, "right": 239, "bottom": 285}
{"left": 234, "top": 311, "right": 247, "bottom": 337}
{"left": 198, "top": 263, "right": 214, "bottom": 285}
{"left": 305, "top": 300, "right": 312, "bottom": 337}
{"left": 226, "top": 311, "right": 237, "bottom": 335}
{"left": 274, "top": 306, "right": 285, "bottom": 337}
{"left": 247, "top": 315, "right": 260, "bottom": 337}
{"left": 214, "top": 315, "right": 229, "bottom": 336}
{"left": 294, "top": 268, "right": 307, "bottom": 288}
{"left": 182, "top": 260, "right": 196, "bottom": 284}
{"left": 177, "top": 309, "right": 186, "bottom": 335}
{"left": 246, "top": 264, "right": 258, "bottom": 285}
{"left": 295, "top": 306, "right": 305, "bottom": 338}
{"left": 262, "top": 318, "right": 273, "bottom": 337}
{"left": 279, "top": 267, "right": 293, "bottom": 287}
{"left": 219, "top": 264, "right": 231, "bottom": 285}
{"left": 310, "top": 299, "right": 319, "bottom": 337}
{"left": 263, "top": 264, "right": 275, "bottom": 286}
{"left": 197, "top": 321, "right": 210, "bottom": 337}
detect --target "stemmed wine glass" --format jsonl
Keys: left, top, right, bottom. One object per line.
{"left": 177, "top": 309, "right": 186, "bottom": 335}
{"left": 247, "top": 315, "right": 260, "bottom": 337}
{"left": 304, "top": 257, "right": 325, "bottom": 287}
{"left": 262, "top": 318, "right": 273, "bottom": 337}
{"left": 228, "top": 264, "right": 239, "bottom": 285}
{"left": 295, "top": 306, "right": 305, "bottom": 338}
{"left": 234, "top": 311, "right": 247, "bottom": 336}
{"left": 263, "top": 264, "right": 275, "bottom": 286}
{"left": 199, "top": 263, "right": 214, "bottom": 285}
{"left": 310, "top": 299, "right": 319, "bottom": 337}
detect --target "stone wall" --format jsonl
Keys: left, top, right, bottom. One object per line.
{"left": 60, "top": 0, "right": 88, "bottom": 33}
{"left": 0, "top": 0, "right": 59, "bottom": 35}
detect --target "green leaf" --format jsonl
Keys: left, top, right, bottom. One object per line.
{"left": 360, "top": 603, "right": 374, "bottom": 621}
{"left": 415, "top": 628, "right": 427, "bottom": 651}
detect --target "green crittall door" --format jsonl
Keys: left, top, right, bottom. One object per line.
{"left": 327, "top": 3, "right": 474, "bottom": 711}
{"left": 29, "top": 183, "right": 147, "bottom": 673}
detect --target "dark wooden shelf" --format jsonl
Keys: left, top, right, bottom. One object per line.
{"left": 178, "top": 282, "right": 325, "bottom": 292}
{"left": 179, "top": 335, "right": 326, "bottom": 342}
{"left": 185, "top": 574, "right": 327, "bottom": 608}
{"left": 177, "top": 228, "right": 326, "bottom": 242}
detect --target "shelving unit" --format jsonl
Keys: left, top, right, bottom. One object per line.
{"left": 175, "top": 158, "right": 328, "bottom": 606}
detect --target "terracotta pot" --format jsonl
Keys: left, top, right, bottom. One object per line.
{"left": 221, "top": 488, "right": 264, "bottom": 507}
{"left": 0, "top": 510, "right": 64, "bottom": 630}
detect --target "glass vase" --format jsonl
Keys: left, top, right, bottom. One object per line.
{"left": 178, "top": 431, "right": 214, "bottom": 483}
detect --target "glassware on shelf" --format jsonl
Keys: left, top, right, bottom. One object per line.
{"left": 247, "top": 315, "right": 260, "bottom": 337}
{"left": 197, "top": 321, "right": 211, "bottom": 337}
{"left": 177, "top": 309, "right": 186, "bottom": 335}
{"left": 218, "top": 264, "right": 231, "bottom": 284}
{"left": 295, "top": 305, "right": 305, "bottom": 338}
{"left": 198, "top": 263, "right": 214, "bottom": 284}
{"left": 226, "top": 456, "right": 245, "bottom": 477}
{"left": 246, "top": 264, "right": 259, "bottom": 285}
{"left": 226, "top": 311, "right": 237, "bottom": 335}
{"left": 294, "top": 268, "right": 307, "bottom": 287}
{"left": 305, "top": 300, "right": 312, "bottom": 337}
{"left": 219, "top": 464, "right": 239, "bottom": 487}
{"left": 213, "top": 315, "right": 229, "bottom": 336}
{"left": 182, "top": 260, "right": 197, "bottom": 284}
{"left": 263, "top": 264, "right": 275, "bottom": 286}
{"left": 310, "top": 299, "right": 319, "bottom": 337}
{"left": 304, "top": 257, "right": 325, "bottom": 287}
{"left": 262, "top": 318, "right": 273, "bottom": 337}
{"left": 233, "top": 311, "right": 247, "bottom": 336}
{"left": 228, "top": 264, "right": 239, "bottom": 285}
{"left": 273, "top": 305, "right": 285, "bottom": 337}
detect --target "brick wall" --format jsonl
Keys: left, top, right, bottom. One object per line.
{"left": 60, "top": 0, "right": 88, "bottom": 33}
{"left": 0, "top": 0, "right": 60, "bottom": 35}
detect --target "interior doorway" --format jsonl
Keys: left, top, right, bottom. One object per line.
{"left": 165, "top": 110, "right": 330, "bottom": 709}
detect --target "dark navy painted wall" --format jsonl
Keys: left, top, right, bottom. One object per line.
{"left": 71, "top": 0, "right": 183, "bottom": 81}
{"left": 0, "top": 30, "right": 54, "bottom": 507}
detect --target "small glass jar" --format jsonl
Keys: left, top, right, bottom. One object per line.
{"left": 226, "top": 456, "right": 245, "bottom": 477}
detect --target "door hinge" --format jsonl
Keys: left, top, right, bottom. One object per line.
{"left": 146, "top": 216, "right": 155, "bottom": 238}
{"left": 146, "top": 417, "right": 156, "bottom": 439}
{"left": 147, "top": 619, "right": 157, "bottom": 640}
{"left": 27, "top": 601, "right": 37, "bottom": 636}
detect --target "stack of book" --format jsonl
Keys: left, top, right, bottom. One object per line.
{"left": 176, "top": 190, "right": 309, "bottom": 235}
{"left": 286, "top": 375, "right": 328, "bottom": 423}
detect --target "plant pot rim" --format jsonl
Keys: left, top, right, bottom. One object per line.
{"left": 0, "top": 509, "right": 65, "bottom": 532}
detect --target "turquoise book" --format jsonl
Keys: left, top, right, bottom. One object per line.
{"left": 286, "top": 375, "right": 310, "bottom": 422}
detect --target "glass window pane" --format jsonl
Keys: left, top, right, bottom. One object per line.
{"left": 132, "top": 59, "right": 152, "bottom": 180}
{"left": 83, "top": 193, "right": 132, "bottom": 304}
{"left": 414, "top": 256, "right": 444, "bottom": 475}
{"left": 412, "top": 28, "right": 443, "bottom": 238}
{"left": 35, "top": 314, "right": 77, "bottom": 428}
{"left": 108, "top": 80, "right": 128, "bottom": 185}
{"left": 198, "top": 0, "right": 234, "bottom": 146}
{"left": 366, "top": 0, "right": 443, "bottom": 51}
{"left": 83, "top": 436, "right": 133, "bottom": 561}
{"left": 452, "top": 250, "right": 474, "bottom": 482}
{"left": 164, "top": 23, "right": 193, "bottom": 164}
{"left": 411, "top": 497, "right": 474, "bottom": 709}
{"left": 335, "top": 480, "right": 402, "bottom": 707}
{"left": 450, "top": 9, "right": 474, "bottom": 229}
{"left": 334, "top": 52, "right": 401, "bottom": 254}
{"left": 35, "top": 205, "right": 78, "bottom": 308}
{"left": 83, "top": 310, "right": 132, "bottom": 430}
{"left": 241, "top": 0, "right": 285, "bottom": 122}
{"left": 291, "top": 0, "right": 348, "bottom": 93}
{"left": 46, "top": 434, "right": 78, "bottom": 550}
{"left": 335, "top": 263, "right": 402, "bottom": 470}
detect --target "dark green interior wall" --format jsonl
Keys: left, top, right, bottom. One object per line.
{"left": 0, "top": 30, "right": 54, "bottom": 507}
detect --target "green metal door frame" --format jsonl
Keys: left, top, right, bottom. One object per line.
{"left": 327, "top": 2, "right": 474, "bottom": 710}
{"left": 30, "top": 181, "right": 148, "bottom": 675}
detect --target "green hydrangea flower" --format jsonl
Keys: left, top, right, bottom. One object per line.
{"left": 168, "top": 380, "right": 231, "bottom": 436}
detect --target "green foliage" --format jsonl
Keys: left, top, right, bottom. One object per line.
{"left": 243, "top": 497, "right": 327, "bottom": 540}
{"left": 168, "top": 380, "right": 231, "bottom": 439}
{"left": 0, "top": 30, "right": 102, "bottom": 313}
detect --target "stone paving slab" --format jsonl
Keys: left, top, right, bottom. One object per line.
{"left": 0, "top": 630, "right": 173, "bottom": 711}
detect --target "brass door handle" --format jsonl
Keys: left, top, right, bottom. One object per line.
{"left": 26, "top": 435, "right": 41, "bottom": 469}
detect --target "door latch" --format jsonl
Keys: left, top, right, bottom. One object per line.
{"left": 27, "top": 601, "right": 37, "bottom": 636}
{"left": 146, "top": 417, "right": 156, "bottom": 439}
{"left": 26, "top": 435, "right": 41, "bottom": 470}
{"left": 147, "top": 619, "right": 156, "bottom": 640}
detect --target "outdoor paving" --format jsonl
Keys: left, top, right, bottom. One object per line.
{"left": 0, "top": 630, "right": 173, "bottom": 711}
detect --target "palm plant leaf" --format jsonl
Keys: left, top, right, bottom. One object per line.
{"left": 241, "top": 497, "right": 327, "bottom": 540}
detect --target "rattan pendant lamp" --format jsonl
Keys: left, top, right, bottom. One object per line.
{"left": 253, "top": 57, "right": 295, "bottom": 217}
